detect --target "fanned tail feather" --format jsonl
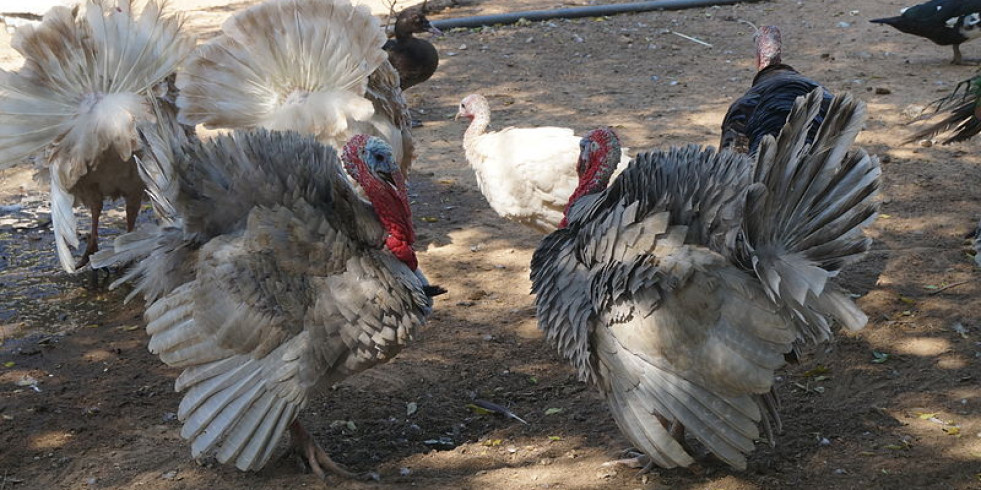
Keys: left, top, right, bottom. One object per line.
{"left": 0, "top": 0, "right": 195, "bottom": 171}
{"left": 906, "top": 74, "right": 981, "bottom": 144}
{"left": 145, "top": 283, "right": 306, "bottom": 471}
{"left": 176, "top": 0, "right": 387, "bottom": 152}
{"left": 743, "top": 89, "right": 880, "bottom": 342}
{"left": 50, "top": 169, "right": 80, "bottom": 272}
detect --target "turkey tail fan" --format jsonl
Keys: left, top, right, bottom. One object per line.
{"left": 176, "top": 0, "right": 388, "bottom": 152}
{"left": 906, "top": 75, "right": 981, "bottom": 144}
{"left": 0, "top": 0, "right": 195, "bottom": 171}
{"left": 743, "top": 88, "right": 880, "bottom": 343}
{"left": 0, "top": 0, "right": 195, "bottom": 272}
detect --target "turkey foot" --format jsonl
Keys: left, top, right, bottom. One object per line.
{"left": 289, "top": 421, "right": 377, "bottom": 482}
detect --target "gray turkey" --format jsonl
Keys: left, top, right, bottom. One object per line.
{"left": 720, "top": 25, "right": 832, "bottom": 155}
{"left": 0, "top": 0, "right": 194, "bottom": 271}
{"left": 91, "top": 130, "right": 438, "bottom": 478}
{"left": 531, "top": 89, "right": 880, "bottom": 470}
{"left": 176, "top": 0, "right": 415, "bottom": 174}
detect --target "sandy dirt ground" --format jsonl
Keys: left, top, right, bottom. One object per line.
{"left": 1, "top": 0, "right": 980, "bottom": 489}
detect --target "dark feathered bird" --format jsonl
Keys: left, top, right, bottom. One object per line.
{"left": 907, "top": 72, "right": 981, "bottom": 143}
{"left": 383, "top": 5, "right": 441, "bottom": 91}
{"left": 720, "top": 25, "right": 832, "bottom": 155}
{"left": 871, "top": 0, "right": 981, "bottom": 65}
{"left": 531, "top": 89, "right": 880, "bottom": 471}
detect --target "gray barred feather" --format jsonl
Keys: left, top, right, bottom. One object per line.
{"left": 531, "top": 89, "right": 878, "bottom": 470}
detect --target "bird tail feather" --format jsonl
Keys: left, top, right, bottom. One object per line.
{"left": 145, "top": 282, "right": 305, "bottom": 471}
{"left": 0, "top": 0, "right": 194, "bottom": 173}
{"left": 176, "top": 0, "right": 387, "bottom": 150}
{"left": 743, "top": 89, "right": 880, "bottom": 343}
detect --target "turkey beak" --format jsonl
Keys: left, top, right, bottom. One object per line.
{"left": 378, "top": 169, "right": 397, "bottom": 188}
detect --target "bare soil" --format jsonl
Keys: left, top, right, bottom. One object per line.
{"left": 1, "top": 0, "right": 980, "bottom": 489}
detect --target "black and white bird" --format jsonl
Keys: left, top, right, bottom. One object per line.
{"left": 871, "top": 0, "right": 981, "bottom": 65}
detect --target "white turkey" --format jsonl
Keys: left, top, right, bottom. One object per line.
{"left": 176, "top": 0, "right": 415, "bottom": 174}
{"left": 0, "top": 0, "right": 195, "bottom": 271}
{"left": 456, "top": 93, "right": 631, "bottom": 233}
{"left": 92, "top": 130, "right": 439, "bottom": 478}
{"left": 530, "top": 89, "right": 880, "bottom": 471}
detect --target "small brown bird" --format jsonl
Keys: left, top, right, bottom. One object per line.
{"left": 383, "top": 4, "right": 442, "bottom": 91}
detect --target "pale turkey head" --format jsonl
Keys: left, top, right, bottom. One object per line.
{"left": 559, "top": 127, "right": 621, "bottom": 228}
{"left": 455, "top": 93, "right": 489, "bottom": 121}
{"left": 342, "top": 134, "right": 418, "bottom": 270}
{"left": 754, "top": 25, "right": 783, "bottom": 71}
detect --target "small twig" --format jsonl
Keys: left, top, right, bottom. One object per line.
{"left": 670, "top": 31, "right": 712, "bottom": 47}
{"left": 737, "top": 19, "right": 759, "bottom": 34}
{"left": 927, "top": 280, "right": 970, "bottom": 295}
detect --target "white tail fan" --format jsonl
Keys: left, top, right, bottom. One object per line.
{"left": 177, "top": 0, "right": 389, "bottom": 152}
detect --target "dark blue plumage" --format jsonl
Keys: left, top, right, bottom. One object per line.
{"left": 720, "top": 26, "right": 832, "bottom": 155}
{"left": 871, "top": 0, "right": 981, "bottom": 64}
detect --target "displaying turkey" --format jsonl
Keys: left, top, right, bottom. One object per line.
{"left": 720, "top": 25, "right": 832, "bottom": 155}
{"left": 907, "top": 72, "right": 981, "bottom": 143}
{"left": 91, "top": 130, "right": 437, "bottom": 478}
{"left": 384, "top": 3, "right": 441, "bottom": 92}
{"left": 0, "top": 0, "right": 195, "bottom": 271}
{"left": 531, "top": 89, "right": 880, "bottom": 471}
{"left": 176, "top": 0, "right": 415, "bottom": 174}
{"left": 456, "top": 93, "right": 631, "bottom": 233}
{"left": 871, "top": 0, "right": 981, "bottom": 65}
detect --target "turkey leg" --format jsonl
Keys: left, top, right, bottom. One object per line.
{"left": 290, "top": 420, "right": 370, "bottom": 481}
{"left": 76, "top": 204, "right": 101, "bottom": 269}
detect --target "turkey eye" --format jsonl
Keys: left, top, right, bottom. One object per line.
{"left": 590, "top": 141, "right": 600, "bottom": 152}
{"left": 374, "top": 153, "right": 385, "bottom": 163}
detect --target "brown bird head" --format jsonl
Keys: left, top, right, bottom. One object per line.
{"left": 395, "top": 6, "right": 443, "bottom": 38}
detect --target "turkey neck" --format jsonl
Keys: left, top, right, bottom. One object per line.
{"left": 755, "top": 26, "right": 783, "bottom": 71}
{"left": 347, "top": 152, "right": 418, "bottom": 271}
{"left": 369, "top": 177, "right": 417, "bottom": 270}
{"left": 559, "top": 139, "right": 619, "bottom": 228}
{"left": 461, "top": 106, "right": 490, "bottom": 156}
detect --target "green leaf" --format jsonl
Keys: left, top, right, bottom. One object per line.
{"left": 871, "top": 351, "right": 891, "bottom": 364}
{"left": 466, "top": 404, "right": 494, "bottom": 415}
{"left": 548, "top": 435, "right": 562, "bottom": 441}
{"left": 2, "top": 361, "right": 14, "bottom": 368}
{"left": 802, "top": 365, "right": 830, "bottom": 377}
{"left": 544, "top": 408, "right": 563, "bottom": 416}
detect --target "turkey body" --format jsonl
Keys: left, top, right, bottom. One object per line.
{"left": 177, "top": 0, "right": 415, "bottom": 174}
{"left": 0, "top": 0, "right": 195, "bottom": 271}
{"left": 383, "top": 6, "right": 441, "bottom": 91}
{"left": 531, "top": 90, "right": 880, "bottom": 470}
{"left": 871, "top": 0, "right": 981, "bottom": 64}
{"left": 94, "top": 130, "right": 434, "bottom": 474}
{"left": 457, "top": 93, "right": 631, "bottom": 233}
{"left": 720, "top": 26, "right": 831, "bottom": 154}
